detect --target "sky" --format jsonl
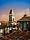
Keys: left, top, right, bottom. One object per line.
{"left": 0, "top": 0, "right": 30, "bottom": 21}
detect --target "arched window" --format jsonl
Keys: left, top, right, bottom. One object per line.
{"left": 13, "top": 18, "right": 14, "bottom": 21}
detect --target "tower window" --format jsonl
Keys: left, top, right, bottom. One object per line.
{"left": 13, "top": 18, "right": 14, "bottom": 21}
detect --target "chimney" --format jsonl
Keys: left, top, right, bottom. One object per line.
{"left": 24, "top": 14, "right": 27, "bottom": 17}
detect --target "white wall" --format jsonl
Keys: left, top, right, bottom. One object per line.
{"left": 0, "top": 29, "right": 3, "bottom": 34}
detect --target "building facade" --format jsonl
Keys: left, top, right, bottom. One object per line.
{"left": 17, "top": 14, "right": 30, "bottom": 31}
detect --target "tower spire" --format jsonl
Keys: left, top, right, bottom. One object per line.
{"left": 9, "top": 9, "right": 15, "bottom": 23}
{"left": 9, "top": 9, "right": 12, "bottom": 14}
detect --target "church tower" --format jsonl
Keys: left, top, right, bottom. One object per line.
{"left": 9, "top": 9, "right": 15, "bottom": 24}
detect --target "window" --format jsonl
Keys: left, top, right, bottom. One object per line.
{"left": 24, "top": 22, "right": 27, "bottom": 30}
{"left": 13, "top": 18, "right": 14, "bottom": 21}
{"left": 24, "top": 22, "right": 26, "bottom": 27}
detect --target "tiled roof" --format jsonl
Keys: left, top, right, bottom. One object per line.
{"left": 18, "top": 16, "right": 30, "bottom": 21}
